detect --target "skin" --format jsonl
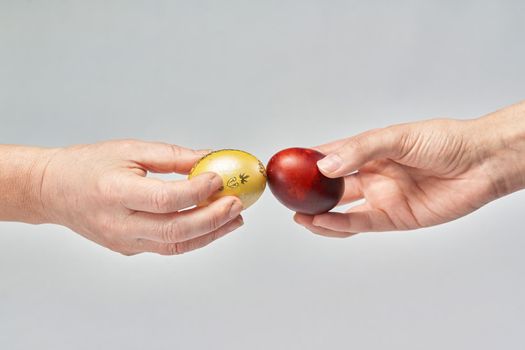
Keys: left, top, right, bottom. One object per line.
{"left": 0, "top": 140, "right": 244, "bottom": 255}
{"left": 2, "top": 102, "right": 524, "bottom": 253}
{"left": 295, "top": 100, "right": 525, "bottom": 237}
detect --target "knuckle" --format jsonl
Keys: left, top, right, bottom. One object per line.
{"left": 382, "top": 125, "right": 399, "bottom": 140}
{"left": 208, "top": 207, "right": 228, "bottom": 232}
{"left": 105, "top": 241, "right": 126, "bottom": 255}
{"left": 363, "top": 211, "right": 374, "bottom": 231}
{"left": 160, "top": 219, "right": 185, "bottom": 242}
{"left": 195, "top": 179, "right": 214, "bottom": 203}
{"left": 151, "top": 185, "right": 172, "bottom": 212}
{"left": 117, "top": 139, "right": 139, "bottom": 150}
{"left": 396, "top": 128, "right": 413, "bottom": 158}
{"left": 166, "top": 243, "right": 184, "bottom": 255}
{"left": 97, "top": 217, "right": 118, "bottom": 237}
{"left": 343, "top": 138, "right": 364, "bottom": 155}
{"left": 192, "top": 232, "right": 216, "bottom": 252}
{"left": 169, "top": 144, "right": 184, "bottom": 159}
{"left": 204, "top": 231, "right": 218, "bottom": 247}
{"left": 383, "top": 126, "right": 405, "bottom": 157}
{"left": 178, "top": 181, "right": 205, "bottom": 206}
{"left": 111, "top": 139, "right": 142, "bottom": 158}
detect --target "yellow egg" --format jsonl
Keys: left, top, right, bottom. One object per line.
{"left": 188, "top": 149, "right": 267, "bottom": 209}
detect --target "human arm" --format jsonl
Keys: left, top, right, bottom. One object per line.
{"left": 0, "top": 140, "right": 243, "bottom": 255}
{"left": 294, "top": 101, "right": 525, "bottom": 237}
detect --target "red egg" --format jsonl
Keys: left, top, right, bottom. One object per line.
{"left": 266, "top": 148, "right": 345, "bottom": 215}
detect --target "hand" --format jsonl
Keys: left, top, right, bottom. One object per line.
{"left": 38, "top": 140, "right": 244, "bottom": 255}
{"left": 294, "top": 102, "right": 525, "bottom": 237}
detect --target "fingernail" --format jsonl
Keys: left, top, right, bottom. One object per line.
{"left": 210, "top": 172, "right": 222, "bottom": 183}
{"left": 229, "top": 200, "right": 243, "bottom": 218}
{"left": 317, "top": 154, "right": 342, "bottom": 173}
{"left": 236, "top": 216, "right": 244, "bottom": 226}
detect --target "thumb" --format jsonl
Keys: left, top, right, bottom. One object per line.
{"left": 316, "top": 126, "right": 406, "bottom": 178}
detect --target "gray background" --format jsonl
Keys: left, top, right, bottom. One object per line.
{"left": 1, "top": 1, "right": 524, "bottom": 349}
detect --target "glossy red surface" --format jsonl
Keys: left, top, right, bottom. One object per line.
{"left": 266, "top": 148, "right": 344, "bottom": 215}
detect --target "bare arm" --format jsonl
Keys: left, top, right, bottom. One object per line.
{"left": 474, "top": 101, "right": 525, "bottom": 197}
{"left": 0, "top": 145, "right": 57, "bottom": 224}
{"left": 0, "top": 141, "right": 244, "bottom": 255}
{"left": 295, "top": 100, "right": 525, "bottom": 236}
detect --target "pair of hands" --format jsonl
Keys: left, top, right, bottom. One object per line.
{"left": 35, "top": 104, "right": 525, "bottom": 255}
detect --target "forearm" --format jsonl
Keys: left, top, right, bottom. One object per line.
{"left": 473, "top": 101, "right": 525, "bottom": 198}
{"left": 0, "top": 145, "right": 58, "bottom": 224}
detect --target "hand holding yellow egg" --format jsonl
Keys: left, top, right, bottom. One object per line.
{"left": 188, "top": 149, "right": 267, "bottom": 209}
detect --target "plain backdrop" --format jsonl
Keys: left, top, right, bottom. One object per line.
{"left": 1, "top": 1, "right": 524, "bottom": 349}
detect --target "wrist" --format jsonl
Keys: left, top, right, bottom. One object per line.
{"left": 471, "top": 101, "right": 525, "bottom": 198}
{"left": 0, "top": 145, "right": 61, "bottom": 224}
{"left": 32, "top": 147, "right": 63, "bottom": 224}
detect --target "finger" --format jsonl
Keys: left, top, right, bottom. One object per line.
{"left": 122, "top": 140, "right": 210, "bottom": 174}
{"left": 118, "top": 172, "right": 223, "bottom": 213}
{"left": 311, "top": 208, "right": 395, "bottom": 233}
{"left": 128, "top": 196, "right": 243, "bottom": 243}
{"left": 338, "top": 173, "right": 364, "bottom": 205}
{"left": 312, "top": 137, "right": 350, "bottom": 155}
{"left": 316, "top": 126, "right": 407, "bottom": 178}
{"left": 294, "top": 213, "right": 357, "bottom": 238}
{"left": 131, "top": 216, "right": 244, "bottom": 255}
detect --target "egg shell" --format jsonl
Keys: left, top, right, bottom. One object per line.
{"left": 189, "top": 149, "right": 267, "bottom": 209}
